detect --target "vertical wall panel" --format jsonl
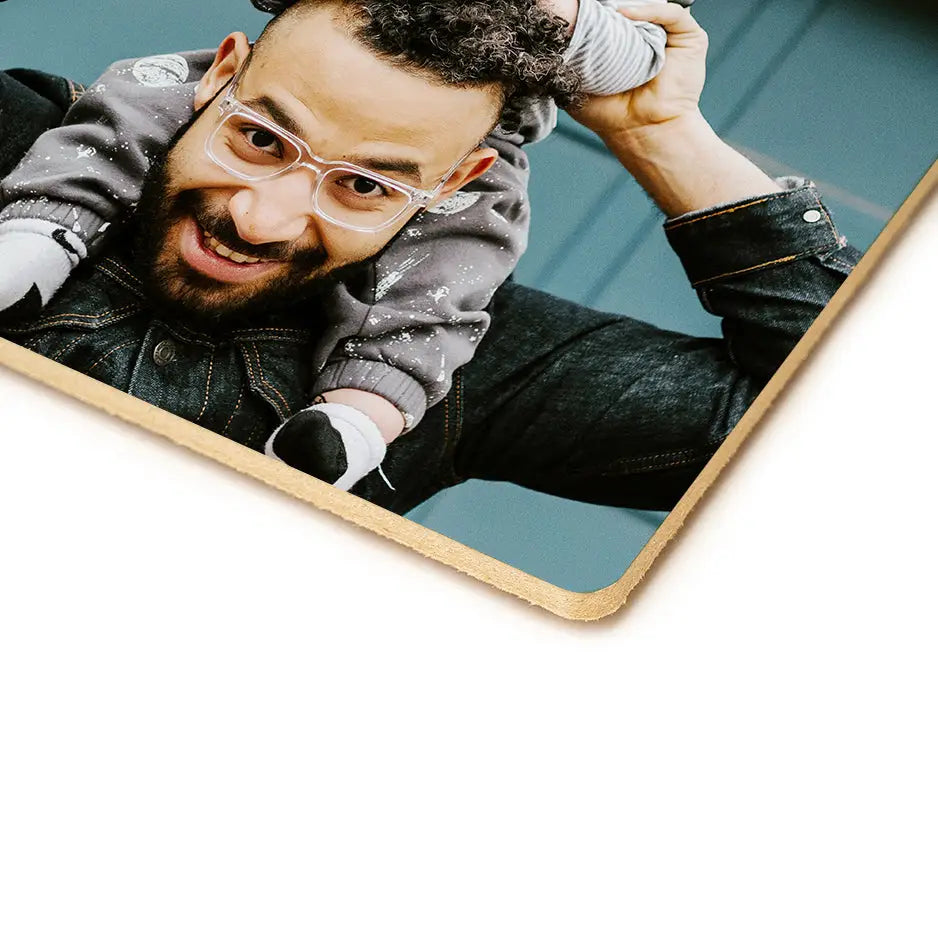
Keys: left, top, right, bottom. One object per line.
{"left": 727, "top": 2, "right": 938, "bottom": 232}
{"left": 0, "top": 1, "right": 270, "bottom": 81}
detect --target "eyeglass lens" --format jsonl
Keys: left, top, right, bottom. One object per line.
{"left": 210, "top": 113, "right": 415, "bottom": 229}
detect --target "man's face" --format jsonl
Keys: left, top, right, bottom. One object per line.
{"left": 137, "top": 4, "right": 500, "bottom": 321}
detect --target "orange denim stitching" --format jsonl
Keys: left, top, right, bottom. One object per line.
{"left": 87, "top": 339, "right": 137, "bottom": 374}
{"left": 691, "top": 254, "right": 801, "bottom": 287}
{"left": 97, "top": 262, "right": 146, "bottom": 297}
{"left": 565, "top": 443, "right": 715, "bottom": 476}
{"left": 598, "top": 453, "right": 711, "bottom": 475}
{"left": 665, "top": 195, "right": 777, "bottom": 231}
{"left": 2, "top": 308, "right": 138, "bottom": 334}
{"left": 241, "top": 343, "right": 287, "bottom": 421}
{"left": 251, "top": 341, "right": 292, "bottom": 416}
{"left": 812, "top": 189, "right": 838, "bottom": 237}
{"left": 606, "top": 450, "right": 714, "bottom": 473}
{"left": 615, "top": 445, "right": 712, "bottom": 465}
{"left": 49, "top": 335, "right": 87, "bottom": 362}
{"left": 12, "top": 302, "right": 137, "bottom": 325}
{"left": 101, "top": 257, "right": 139, "bottom": 280}
{"left": 197, "top": 351, "right": 215, "bottom": 422}
{"left": 223, "top": 388, "right": 245, "bottom": 433}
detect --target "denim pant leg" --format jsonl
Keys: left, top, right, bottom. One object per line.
{"left": 348, "top": 281, "right": 741, "bottom": 515}
{"left": 446, "top": 281, "right": 777, "bottom": 512}
{"left": 0, "top": 68, "right": 78, "bottom": 178}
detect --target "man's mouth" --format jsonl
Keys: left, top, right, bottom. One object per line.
{"left": 201, "top": 227, "right": 266, "bottom": 265}
{"left": 178, "top": 216, "right": 283, "bottom": 285}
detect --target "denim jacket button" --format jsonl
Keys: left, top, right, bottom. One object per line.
{"left": 802, "top": 209, "right": 823, "bottom": 224}
{"left": 153, "top": 338, "right": 177, "bottom": 366}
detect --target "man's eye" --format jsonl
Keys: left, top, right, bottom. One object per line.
{"left": 243, "top": 126, "right": 282, "bottom": 156}
{"left": 338, "top": 175, "right": 391, "bottom": 199}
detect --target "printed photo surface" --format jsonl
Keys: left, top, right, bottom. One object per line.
{"left": 1, "top": 0, "right": 936, "bottom": 615}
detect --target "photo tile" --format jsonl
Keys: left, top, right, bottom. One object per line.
{"left": 1, "top": 0, "right": 935, "bottom": 617}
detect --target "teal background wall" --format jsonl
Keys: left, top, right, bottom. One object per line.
{"left": 3, "top": 1, "right": 936, "bottom": 591}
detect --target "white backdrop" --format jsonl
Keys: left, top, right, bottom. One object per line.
{"left": 1, "top": 188, "right": 936, "bottom": 937}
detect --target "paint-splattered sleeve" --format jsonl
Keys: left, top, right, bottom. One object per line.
{"left": 310, "top": 128, "right": 533, "bottom": 432}
{"left": 0, "top": 50, "right": 213, "bottom": 250}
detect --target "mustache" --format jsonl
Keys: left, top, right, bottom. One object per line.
{"left": 178, "top": 190, "right": 327, "bottom": 268}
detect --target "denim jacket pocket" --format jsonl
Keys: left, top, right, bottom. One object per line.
{"left": 235, "top": 333, "right": 316, "bottom": 428}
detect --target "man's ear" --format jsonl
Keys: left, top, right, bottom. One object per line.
{"left": 430, "top": 147, "right": 499, "bottom": 204}
{"left": 193, "top": 32, "right": 253, "bottom": 109}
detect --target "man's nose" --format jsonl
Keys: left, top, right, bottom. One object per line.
{"left": 227, "top": 174, "right": 317, "bottom": 245}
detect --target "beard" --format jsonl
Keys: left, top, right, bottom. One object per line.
{"left": 129, "top": 117, "right": 374, "bottom": 326}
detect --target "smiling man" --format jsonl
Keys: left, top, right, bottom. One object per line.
{"left": 0, "top": 1, "right": 858, "bottom": 515}
{"left": 136, "top": 8, "right": 502, "bottom": 321}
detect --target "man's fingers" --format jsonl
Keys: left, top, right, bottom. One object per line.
{"left": 616, "top": 2, "right": 694, "bottom": 32}
{"left": 617, "top": 3, "right": 704, "bottom": 50}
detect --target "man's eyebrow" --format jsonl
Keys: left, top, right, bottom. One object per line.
{"left": 243, "top": 95, "right": 307, "bottom": 141}
{"left": 242, "top": 94, "right": 427, "bottom": 187}
{"left": 348, "top": 156, "right": 425, "bottom": 187}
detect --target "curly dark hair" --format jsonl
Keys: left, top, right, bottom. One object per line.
{"left": 251, "top": 0, "right": 582, "bottom": 128}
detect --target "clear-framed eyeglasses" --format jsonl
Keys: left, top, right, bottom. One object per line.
{"left": 205, "top": 62, "right": 480, "bottom": 233}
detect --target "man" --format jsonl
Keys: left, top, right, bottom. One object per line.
{"left": 0, "top": 0, "right": 857, "bottom": 515}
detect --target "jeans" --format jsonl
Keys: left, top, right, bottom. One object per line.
{"left": 0, "top": 68, "right": 860, "bottom": 515}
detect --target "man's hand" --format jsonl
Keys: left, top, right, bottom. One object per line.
{"left": 565, "top": 2, "right": 782, "bottom": 217}
{"left": 569, "top": 2, "right": 708, "bottom": 142}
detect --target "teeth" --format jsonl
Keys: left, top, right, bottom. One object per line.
{"left": 201, "top": 227, "right": 264, "bottom": 265}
